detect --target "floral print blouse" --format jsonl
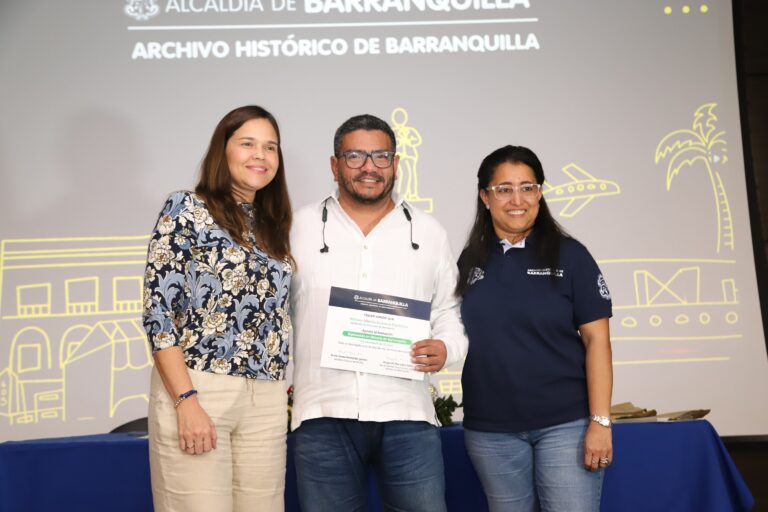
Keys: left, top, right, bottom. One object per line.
{"left": 142, "top": 191, "right": 292, "bottom": 380}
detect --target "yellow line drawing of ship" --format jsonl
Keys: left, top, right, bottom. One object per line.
{"left": 599, "top": 258, "right": 741, "bottom": 366}
{"left": 543, "top": 163, "right": 621, "bottom": 218}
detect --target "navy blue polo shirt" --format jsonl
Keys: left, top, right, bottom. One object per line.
{"left": 460, "top": 232, "right": 612, "bottom": 433}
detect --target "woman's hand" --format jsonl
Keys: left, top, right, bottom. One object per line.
{"left": 583, "top": 421, "right": 612, "bottom": 471}
{"left": 176, "top": 396, "right": 217, "bottom": 455}
{"left": 580, "top": 318, "right": 613, "bottom": 471}
{"left": 152, "top": 347, "right": 217, "bottom": 455}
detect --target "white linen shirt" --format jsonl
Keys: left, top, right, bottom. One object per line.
{"left": 290, "top": 192, "right": 468, "bottom": 431}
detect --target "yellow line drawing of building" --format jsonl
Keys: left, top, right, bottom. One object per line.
{"left": 543, "top": 163, "right": 621, "bottom": 217}
{"left": 113, "top": 277, "right": 143, "bottom": 314}
{"left": 435, "top": 368, "right": 462, "bottom": 396}
{"left": 655, "top": 102, "right": 734, "bottom": 252}
{"left": 391, "top": 107, "right": 434, "bottom": 213}
{"left": 62, "top": 319, "right": 152, "bottom": 421}
{"left": 0, "top": 326, "right": 63, "bottom": 425}
{"left": 0, "top": 236, "right": 151, "bottom": 434}
{"left": 60, "top": 324, "right": 93, "bottom": 367}
{"left": 16, "top": 284, "right": 52, "bottom": 317}
{"left": 65, "top": 277, "right": 99, "bottom": 315}
{"left": 1, "top": 236, "right": 147, "bottom": 320}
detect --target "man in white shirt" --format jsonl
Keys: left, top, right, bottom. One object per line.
{"left": 290, "top": 114, "right": 468, "bottom": 511}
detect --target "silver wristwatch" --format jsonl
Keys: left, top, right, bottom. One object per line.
{"left": 589, "top": 414, "right": 612, "bottom": 428}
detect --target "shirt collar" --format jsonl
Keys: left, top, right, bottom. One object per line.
{"left": 499, "top": 237, "right": 526, "bottom": 253}
{"left": 238, "top": 202, "right": 255, "bottom": 219}
{"left": 326, "top": 189, "right": 407, "bottom": 210}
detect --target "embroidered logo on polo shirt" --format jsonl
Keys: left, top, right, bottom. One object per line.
{"left": 468, "top": 267, "right": 485, "bottom": 286}
{"left": 527, "top": 268, "right": 564, "bottom": 277}
{"left": 597, "top": 273, "right": 611, "bottom": 300}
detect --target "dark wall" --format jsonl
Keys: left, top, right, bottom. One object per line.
{"left": 728, "top": 2, "right": 768, "bottom": 510}
{"left": 737, "top": 0, "right": 768, "bottom": 310}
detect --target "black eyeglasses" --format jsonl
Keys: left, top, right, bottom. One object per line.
{"left": 339, "top": 150, "right": 395, "bottom": 169}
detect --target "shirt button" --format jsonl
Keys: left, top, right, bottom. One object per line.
{"left": 362, "top": 273, "right": 368, "bottom": 278}
{"left": 363, "top": 244, "right": 368, "bottom": 250}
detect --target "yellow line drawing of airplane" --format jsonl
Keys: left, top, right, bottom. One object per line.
{"left": 543, "top": 163, "right": 621, "bottom": 218}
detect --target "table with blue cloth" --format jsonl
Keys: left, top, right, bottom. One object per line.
{"left": 0, "top": 420, "right": 754, "bottom": 512}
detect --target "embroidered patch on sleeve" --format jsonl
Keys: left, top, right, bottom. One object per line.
{"left": 597, "top": 273, "right": 611, "bottom": 300}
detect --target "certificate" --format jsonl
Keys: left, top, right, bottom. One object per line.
{"left": 320, "top": 287, "right": 431, "bottom": 380}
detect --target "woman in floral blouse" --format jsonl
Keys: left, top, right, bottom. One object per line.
{"left": 142, "top": 105, "right": 293, "bottom": 512}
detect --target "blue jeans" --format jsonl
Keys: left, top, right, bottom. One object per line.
{"left": 293, "top": 418, "right": 447, "bottom": 512}
{"left": 464, "top": 418, "right": 603, "bottom": 512}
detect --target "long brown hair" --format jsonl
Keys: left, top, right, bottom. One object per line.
{"left": 195, "top": 105, "right": 293, "bottom": 264}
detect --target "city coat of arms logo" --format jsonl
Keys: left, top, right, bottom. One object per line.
{"left": 125, "top": 0, "right": 160, "bottom": 21}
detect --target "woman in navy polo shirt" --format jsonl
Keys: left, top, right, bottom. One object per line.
{"left": 457, "top": 145, "right": 613, "bottom": 512}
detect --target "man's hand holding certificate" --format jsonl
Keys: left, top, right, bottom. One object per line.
{"left": 321, "top": 287, "right": 441, "bottom": 380}
{"left": 410, "top": 338, "right": 447, "bottom": 374}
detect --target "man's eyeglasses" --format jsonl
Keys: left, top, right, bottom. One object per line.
{"left": 485, "top": 183, "right": 542, "bottom": 200}
{"left": 339, "top": 150, "right": 395, "bottom": 169}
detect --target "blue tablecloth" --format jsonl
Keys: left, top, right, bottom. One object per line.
{"left": 0, "top": 420, "right": 754, "bottom": 512}
{"left": 601, "top": 421, "right": 754, "bottom": 511}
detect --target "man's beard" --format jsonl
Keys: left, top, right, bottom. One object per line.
{"left": 341, "top": 171, "right": 395, "bottom": 205}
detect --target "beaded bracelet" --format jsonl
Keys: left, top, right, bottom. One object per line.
{"left": 174, "top": 389, "right": 198, "bottom": 408}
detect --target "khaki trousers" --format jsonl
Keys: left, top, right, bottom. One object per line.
{"left": 149, "top": 367, "right": 287, "bottom": 512}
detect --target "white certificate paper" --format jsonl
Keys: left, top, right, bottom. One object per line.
{"left": 320, "top": 287, "right": 431, "bottom": 380}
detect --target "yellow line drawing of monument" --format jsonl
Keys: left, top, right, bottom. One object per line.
{"left": 655, "top": 103, "right": 734, "bottom": 252}
{"left": 391, "top": 107, "right": 434, "bottom": 213}
{"left": 543, "top": 163, "right": 621, "bottom": 217}
{"left": 0, "top": 236, "right": 151, "bottom": 434}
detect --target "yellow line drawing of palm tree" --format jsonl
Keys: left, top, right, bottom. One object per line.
{"left": 655, "top": 103, "right": 733, "bottom": 252}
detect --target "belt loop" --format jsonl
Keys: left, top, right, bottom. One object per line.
{"left": 247, "top": 377, "right": 255, "bottom": 405}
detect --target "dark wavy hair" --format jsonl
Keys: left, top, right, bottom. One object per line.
{"left": 195, "top": 105, "right": 293, "bottom": 264}
{"left": 456, "top": 145, "right": 569, "bottom": 296}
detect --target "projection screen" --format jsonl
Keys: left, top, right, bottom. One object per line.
{"left": 1, "top": 0, "right": 767, "bottom": 440}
